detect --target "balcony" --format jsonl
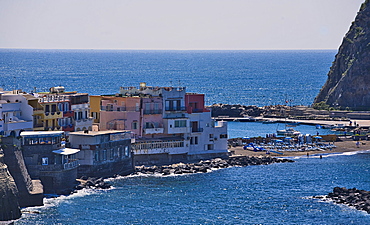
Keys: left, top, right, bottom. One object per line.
{"left": 191, "top": 127, "right": 204, "bottom": 133}
{"left": 144, "top": 127, "right": 164, "bottom": 134}
{"left": 63, "top": 160, "right": 79, "bottom": 170}
{"left": 143, "top": 109, "right": 162, "bottom": 114}
{"left": 165, "top": 106, "right": 186, "bottom": 112}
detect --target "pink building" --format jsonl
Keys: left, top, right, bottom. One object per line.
{"left": 95, "top": 96, "right": 141, "bottom": 137}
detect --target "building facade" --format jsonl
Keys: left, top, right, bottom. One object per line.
{"left": 68, "top": 130, "right": 134, "bottom": 177}
{"left": 20, "top": 131, "right": 80, "bottom": 194}
{"left": 0, "top": 90, "right": 33, "bottom": 137}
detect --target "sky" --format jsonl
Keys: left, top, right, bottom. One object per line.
{"left": 0, "top": 0, "right": 365, "bottom": 50}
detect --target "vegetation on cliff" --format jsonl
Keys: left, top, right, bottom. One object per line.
{"left": 314, "top": 0, "right": 370, "bottom": 110}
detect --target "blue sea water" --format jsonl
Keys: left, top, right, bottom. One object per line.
{"left": 0, "top": 49, "right": 333, "bottom": 106}
{"left": 3, "top": 49, "right": 370, "bottom": 224}
{"left": 17, "top": 152, "right": 370, "bottom": 224}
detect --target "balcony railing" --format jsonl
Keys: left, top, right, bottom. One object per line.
{"left": 191, "top": 128, "right": 204, "bottom": 133}
{"left": 63, "top": 160, "right": 79, "bottom": 170}
{"left": 143, "top": 109, "right": 162, "bottom": 114}
{"left": 165, "top": 106, "right": 186, "bottom": 111}
{"left": 144, "top": 127, "right": 164, "bottom": 134}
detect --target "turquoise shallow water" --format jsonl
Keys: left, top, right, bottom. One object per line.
{"left": 227, "top": 121, "right": 339, "bottom": 139}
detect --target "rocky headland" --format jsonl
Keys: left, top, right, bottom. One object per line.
{"left": 314, "top": 0, "right": 370, "bottom": 110}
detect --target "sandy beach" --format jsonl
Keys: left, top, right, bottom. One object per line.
{"left": 229, "top": 139, "right": 370, "bottom": 158}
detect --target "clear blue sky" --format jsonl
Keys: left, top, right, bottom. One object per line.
{"left": 0, "top": 0, "right": 364, "bottom": 50}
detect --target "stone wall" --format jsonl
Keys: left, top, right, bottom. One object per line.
{"left": 2, "top": 137, "right": 43, "bottom": 208}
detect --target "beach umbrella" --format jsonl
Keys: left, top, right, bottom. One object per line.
{"left": 275, "top": 139, "right": 283, "bottom": 143}
{"left": 243, "top": 137, "right": 250, "bottom": 139}
{"left": 284, "top": 137, "right": 292, "bottom": 140}
{"left": 314, "top": 136, "right": 322, "bottom": 139}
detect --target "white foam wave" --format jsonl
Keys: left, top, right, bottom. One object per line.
{"left": 21, "top": 188, "right": 103, "bottom": 213}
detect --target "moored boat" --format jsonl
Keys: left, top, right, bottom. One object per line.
{"left": 276, "top": 127, "right": 301, "bottom": 136}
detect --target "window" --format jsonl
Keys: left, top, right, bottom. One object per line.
{"left": 102, "top": 150, "right": 107, "bottom": 161}
{"left": 206, "top": 144, "right": 214, "bottom": 150}
{"left": 195, "top": 136, "right": 198, "bottom": 144}
{"left": 209, "top": 134, "right": 214, "bottom": 138}
{"left": 110, "top": 149, "right": 114, "bottom": 159}
{"left": 94, "top": 151, "right": 100, "bottom": 161}
{"left": 132, "top": 121, "right": 138, "bottom": 129}
{"left": 145, "top": 103, "right": 151, "bottom": 114}
{"left": 174, "top": 120, "right": 186, "bottom": 127}
{"left": 220, "top": 134, "right": 227, "bottom": 139}
{"left": 125, "top": 146, "right": 129, "bottom": 157}
{"left": 42, "top": 157, "right": 49, "bottom": 165}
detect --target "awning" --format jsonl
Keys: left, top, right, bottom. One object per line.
{"left": 53, "top": 148, "right": 80, "bottom": 155}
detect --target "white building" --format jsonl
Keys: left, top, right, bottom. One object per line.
{"left": 0, "top": 90, "right": 33, "bottom": 137}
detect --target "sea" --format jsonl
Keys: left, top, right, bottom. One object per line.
{"left": 1, "top": 49, "right": 370, "bottom": 224}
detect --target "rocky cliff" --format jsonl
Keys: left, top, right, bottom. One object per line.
{"left": 0, "top": 148, "right": 21, "bottom": 221}
{"left": 314, "top": 0, "right": 370, "bottom": 110}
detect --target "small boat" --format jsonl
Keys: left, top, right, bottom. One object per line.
{"left": 286, "top": 122, "right": 300, "bottom": 127}
{"left": 277, "top": 128, "right": 301, "bottom": 136}
{"left": 262, "top": 120, "right": 276, "bottom": 124}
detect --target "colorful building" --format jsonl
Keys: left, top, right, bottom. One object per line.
{"left": 31, "top": 87, "right": 93, "bottom": 133}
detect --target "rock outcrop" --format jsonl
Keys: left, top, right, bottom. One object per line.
{"left": 0, "top": 148, "right": 21, "bottom": 221}
{"left": 314, "top": 1, "right": 370, "bottom": 110}
{"left": 314, "top": 187, "right": 370, "bottom": 214}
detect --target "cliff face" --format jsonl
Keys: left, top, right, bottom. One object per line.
{"left": 0, "top": 149, "right": 21, "bottom": 221}
{"left": 314, "top": 0, "right": 370, "bottom": 110}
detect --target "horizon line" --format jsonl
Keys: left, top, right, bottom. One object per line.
{"left": 0, "top": 47, "right": 338, "bottom": 51}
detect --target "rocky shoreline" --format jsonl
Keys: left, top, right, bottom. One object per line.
{"left": 34, "top": 156, "right": 295, "bottom": 198}
{"left": 314, "top": 187, "right": 370, "bottom": 214}
{"left": 134, "top": 156, "right": 294, "bottom": 175}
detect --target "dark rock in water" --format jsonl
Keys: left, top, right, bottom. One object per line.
{"left": 134, "top": 156, "right": 294, "bottom": 176}
{"left": 314, "top": 187, "right": 370, "bottom": 214}
{"left": 314, "top": 1, "right": 370, "bottom": 110}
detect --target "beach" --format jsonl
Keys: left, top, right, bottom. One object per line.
{"left": 229, "top": 138, "right": 369, "bottom": 157}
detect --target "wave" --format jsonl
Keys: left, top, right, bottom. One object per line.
{"left": 284, "top": 149, "right": 370, "bottom": 160}
{"left": 20, "top": 187, "right": 107, "bottom": 214}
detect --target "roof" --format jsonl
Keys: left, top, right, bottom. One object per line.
{"left": 21, "top": 131, "right": 64, "bottom": 137}
{"left": 69, "top": 130, "right": 131, "bottom": 137}
{"left": 52, "top": 148, "right": 80, "bottom": 155}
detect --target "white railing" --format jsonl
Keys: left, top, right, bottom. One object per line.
{"left": 63, "top": 160, "right": 79, "bottom": 170}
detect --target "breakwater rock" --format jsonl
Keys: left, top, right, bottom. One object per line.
{"left": 210, "top": 104, "right": 263, "bottom": 117}
{"left": 314, "top": 187, "right": 370, "bottom": 213}
{"left": 135, "top": 156, "right": 294, "bottom": 175}
{"left": 74, "top": 177, "right": 111, "bottom": 191}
